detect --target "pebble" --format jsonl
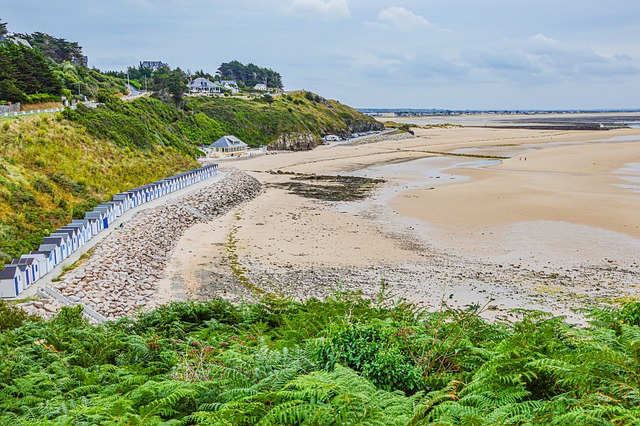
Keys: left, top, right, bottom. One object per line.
{"left": 40, "top": 168, "right": 263, "bottom": 320}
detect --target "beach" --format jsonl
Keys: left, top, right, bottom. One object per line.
{"left": 155, "top": 119, "right": 640, "bottom": 321}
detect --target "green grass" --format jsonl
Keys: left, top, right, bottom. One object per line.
{"left": 0, "top": 112, "right": 198, "bottom": 262}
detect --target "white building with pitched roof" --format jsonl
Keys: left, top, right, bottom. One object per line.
{"left": 202, "top": 135, "right": 249, "bottom": 156}
{"left": 188, "top": 77, "right": 221, "bottom": 94}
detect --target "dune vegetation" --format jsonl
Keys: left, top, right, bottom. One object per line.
{"left": 0, "top": 111, "right": 198, "bottom": 262}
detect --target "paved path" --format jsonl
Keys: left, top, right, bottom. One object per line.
{"left": 16, "top": 171, "right": 226, "bottom": 300}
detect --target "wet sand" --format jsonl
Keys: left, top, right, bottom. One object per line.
{"left": 157, "top": 123, "right": 640, "bottom": 321}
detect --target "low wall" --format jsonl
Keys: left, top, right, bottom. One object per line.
{"left": 51, "top": 168, "right": 263, "bottom": 319}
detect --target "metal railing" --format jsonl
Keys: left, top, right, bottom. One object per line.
{"left": 37, "top": 285, "right": 109, "bottom": 324}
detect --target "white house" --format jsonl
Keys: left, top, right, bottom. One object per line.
{"left": 0, "top": 265, "right": 23, "bottom": 298}
{"left": 254, "top": 83, "right": 267, "bottom": 91}
{"left": 220, "top": 80, "right": 240, "bottom": 94}
{"left": 188, "top": 77, "right": 221, "bottom": 94}
{"left": 203, "top": 135, "right": 248, "bottom": 155}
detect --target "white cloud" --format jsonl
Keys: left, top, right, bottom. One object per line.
{"left": 366, "top": 6, "right": 431, "bottom": 31}
{"left": 285, "top": 0, "right": 350, "bottom": 20}
{"left": 347, "top": 51, "right": 403, "bottom": 76}
{"left": 463, "top": 34, "right": 639, "bottom": 82}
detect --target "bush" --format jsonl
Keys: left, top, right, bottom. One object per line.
{"left": 0, "top": 299, "right": 37, "bottom": 331}
{"left": 24, "top": 93, "right": 61, "bottom": 104}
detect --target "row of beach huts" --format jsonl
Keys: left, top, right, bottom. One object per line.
{"left": 0, "top": 164, "right": 218, "bottom": 298}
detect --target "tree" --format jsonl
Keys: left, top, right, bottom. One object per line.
{"left": 14, "top": 31, "right": 85, "bottom": 64}
{"left": 263, "top": 93, "right": 274, "bottom": 107}
{"left": 0, "top": 41, "right": 63, "bottom": 102}
{"left": 0, "top": 18, "right": 7, "bottom": 38}
{"left": 218, "top": 60, "right": 283, "bottom": 89}
{"left": 152, "top": 66, "right": 186, "bottom": 107}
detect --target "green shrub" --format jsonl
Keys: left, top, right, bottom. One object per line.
{"left": 24, "top": 93, "right": 61, "bottom": 104}
{"left": 0, "top": 300, "right": 38, "bottom": 331}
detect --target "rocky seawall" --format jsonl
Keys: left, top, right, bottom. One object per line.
{"left": 42, "top": 168, "right": 262, "bottom": 320}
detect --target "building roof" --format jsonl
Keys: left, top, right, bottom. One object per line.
{"left": 36, "top": 246, "right": 56, "bottom": 254}
{"left": 43, "top": 236, "right": 64, "bottom": 246}
{"left": 208, "top": 135, "right": 248, "bottom": 149}
{"left": 15, "top": 257, "right": 35, "bottom": 266}
{"left": 188, "top": 77, "right": 220, "bottom": 89}
{"left": 0, "top": 265, "right": 20, "bottom": 279}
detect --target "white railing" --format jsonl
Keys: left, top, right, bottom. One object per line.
{"left": 37, "top": 285, "right": 109, "bottom": 324}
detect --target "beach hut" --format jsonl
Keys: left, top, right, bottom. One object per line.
{"left": 43, "top": 236, "right": 68, "bottom": 260}
{"left": 85, "top": 211, "right": 106, "bottom": 232}
{"left": 38, "top": 244, "right": 61, "bottom": 266}
{"left": 31, "top": 249, "right": 55, "bottom": 273}
{"left": 126, "top": 189, "right": 140, "bottom": 207}
{"left": 113, "top": 193, "right": 133, "bottom": 211}
{"left": 12, "top": 256, "right": 40, "bottom": 283}
{"left": 163, "top": 178, "right": 175, "bottom": 193}
{"left": 72, "top": 219, "right": 93, "bottom": 242}
{"left": 0, "top": 265, "right": 24, "bottom": 298}
{"left": 62, "top": 224, "right": 86, "bottom": 247}
{"left": 93, "top": 204, "right": 116, "bottom": 228}
{"left": 49, "top": 233, "right": 73, "bottom": 257}
{"left": 55, "top": 228, "right": 79, "bottom": 252}
{"left": 14, "top": 263, "right": 32, "bottom": 288}
{"left": 20, "top": 252, "right": 47, "bottom": 278}
{"left": 10, "top": 260, "right": 32, "bottom": 287}
{"left": 80, "top": 215, "right": 100, "bottom": 236}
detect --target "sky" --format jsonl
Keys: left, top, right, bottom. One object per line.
{"left": 2, "top": 0, "right": 640, "bottom": 109}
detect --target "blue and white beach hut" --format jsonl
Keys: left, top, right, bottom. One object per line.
{"left": 49, "top": 233, "right": 73, "bottom": 257}
{"left": 32, "top": 249, "right": 56, "bottom": 273}
{"left": 43, "top": 236, "right": 68, "bottom": 260}
{"left": 20, "top": 252, "right": 47, "bottom": 278}
{"left": 0, "top": 265, "right": 24, "bottom": 298}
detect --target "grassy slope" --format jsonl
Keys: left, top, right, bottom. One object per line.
{"left": 188, "top": 90, "right": 383, "bottom": 146}
{"left": 0, "top": 113, "right": 197, "bottom": 261}
{"left": 0, "top": 93, "right": 381, "bottom": 261}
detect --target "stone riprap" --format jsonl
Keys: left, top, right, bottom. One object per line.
{"left": 49, "top": 168, "right": 262, "bottom": 320}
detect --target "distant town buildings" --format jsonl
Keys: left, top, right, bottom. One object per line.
{"left": 141, "top": 60, "right": 168, "bottom": 71}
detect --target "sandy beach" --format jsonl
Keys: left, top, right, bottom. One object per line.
{"left": 156, "top": 119, "right": 640, "bottom": 321}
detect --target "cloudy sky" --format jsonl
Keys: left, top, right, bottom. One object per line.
{"left": 3, "top": 0, "right": 639, "bottom": 109}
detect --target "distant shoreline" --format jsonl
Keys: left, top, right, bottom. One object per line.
{"left": 359, "top": 108, "right": 640, "bottom": 116}
{"left": 374, "top": 111, "right": 640, "bottom": 129}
